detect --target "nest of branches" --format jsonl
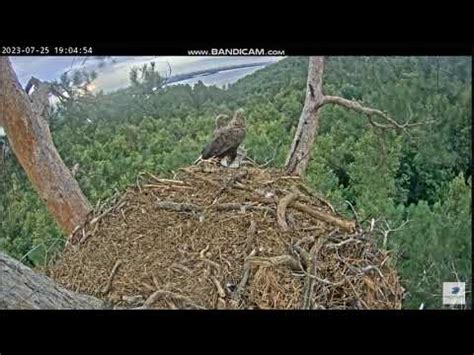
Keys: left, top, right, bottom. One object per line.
{"left": 46, "top": 162, "right": 403, "bottom": 309}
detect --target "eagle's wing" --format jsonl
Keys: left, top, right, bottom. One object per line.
{"left": 201, "top": 127, "right": 246, "bottom": 159}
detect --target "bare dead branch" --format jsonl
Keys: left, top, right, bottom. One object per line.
{"left": 245, "top": 220, "right": 258, "bottom": 254}
{"left": 326, "top": 238, "right": 362, "bottom": 249}
{"left": 345, "top": 200, "right": 361, "bottom": 229}
{"left": 374, "top": 219, "right": 412, "bottom": 248}
{"left": 145, "top": 172, "right": 186, "bottom": 185}
{"left": 246, "top": 255, "right": 301, "bottom": 270}
{"left": 292, "top": 244, "right": 311, "bottom": 266}
{"left": 292, "top": 201, "right": 356, "bottom": 233}
{"left": 215, "top": 169, "right": 249, "bottom": 197}
{"left": 259, "top": 140, "right": 283, "bottom": 168}
{"left": 295, "top": 184, "right": 336, "bottom": 214}
{"left": 101, "top": 260, "right": 122, "bottom": 295}
{"left": 86, "top": 193, "right": 128, "bottom": 230}
{"left": 277, "top": 193, "right": 299, "bottom": 231}
{"left": 302, "top": 240, "right": 323, "bottom": 309}
{"left": 211, "top": 276, "right": 226, "bottom": 298}
{"left": 139, "top": 290, "right": 206, "bottom": 310}
{"left": 214, "top": 203, "right": 275, "bottom": 216}
{"left": 322, "top": 95, "right": 435, "bottom": 131}
{"left": 143, "top": 184, "right": 192, "bottom": 190}
{"left": 231, "top": 249, "right": 257, "bottom": 308}
{"left": 201, "top": 257, "right": 221, "bottom": 273}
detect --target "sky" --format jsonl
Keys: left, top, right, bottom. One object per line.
{"left": 0, "top": 56, "right": 284, "bottom": 136}
{"left": 9, "top": 56, "right": 283, "bottom": 92}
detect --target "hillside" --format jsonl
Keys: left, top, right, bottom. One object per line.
{"left": 0, "top": 56, "right": 471, "bottom": 309}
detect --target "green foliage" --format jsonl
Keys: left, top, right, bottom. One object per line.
{"left": 0, "top": 167, "right": 63, "bottom": 267}
{"left": 386, "top": 175, "right": 471, "bottom": 309}
{"left": 129, "top": 61, "right": 168, "bottom": 95}
{"left": 0, "top": 56, "right": 470, "bottom": 309}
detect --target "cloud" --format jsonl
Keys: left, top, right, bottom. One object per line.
{"left": 10, "top": 57, "right": 75, "bottom": 86}
{"left": 8, "top": 56, "right": 285, "bottom": 93}
{"left": 92, "top": 56, "right": 283, "bottom": 92}
{"left": 90, "top": 56, "right": 215, "bottom": 92}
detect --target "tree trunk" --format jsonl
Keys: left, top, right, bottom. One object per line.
{"left": 284, "top": 57, "right": 429, "bottom": 177}
{"left": 0, "top": 252, "right": 105, "bottom": 309}
{"left": 0, "top": 57, "right": 91, "bottom": 235}
{"left": 25, "top": 77, "right": 54, "bottom": 120}
{"left": 285, "top": 57, "right": 325, "bottom": 176}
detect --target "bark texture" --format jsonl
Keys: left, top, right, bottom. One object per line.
{"left": 285, "top": 56, "right": 418, "bottom": 176}
{"left": 285, "top": 57, "right": 325, "bottom": 176}
{"left": 0, "top": 56, "right": 91, "bottom": 234}
{"left": 0, "top": 252, "right": 105, "bottom": 309}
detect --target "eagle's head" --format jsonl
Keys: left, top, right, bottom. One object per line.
{"left": 215, "top": 114, "right": 229, "bottom": 130}
{"left": 231, "top": 109, "right": 246, "bottom": 128}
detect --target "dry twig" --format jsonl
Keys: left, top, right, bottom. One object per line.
{"left": 101, "top": 260, "right": 122, "bottom": 295}
{"left": 139, "top": 290, "right": 206, "bottom": 310}
{"left": 277, "top": 193, "right": 299, "bottom": 231}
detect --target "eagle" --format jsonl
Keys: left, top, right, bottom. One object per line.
{"left": 213, "top": 114, "right": 229, "bottom": 136}
{"left": 201, "top": 109, "right": 246, "bottom": 166}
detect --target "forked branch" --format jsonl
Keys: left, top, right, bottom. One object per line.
{"left": 322, "top": 95, "right": 434, "bottom": 131}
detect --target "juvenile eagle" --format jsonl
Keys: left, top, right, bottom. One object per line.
{"left": 213, "top": 114, "right": 229, "bottom": 136}
{"left": 201, "top": 109, "right": 246, "bottom": 165}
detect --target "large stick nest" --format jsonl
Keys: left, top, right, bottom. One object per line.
{"left": 46, "top": 162, "right": 403, "bottom": 309}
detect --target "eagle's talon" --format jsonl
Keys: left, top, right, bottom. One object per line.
{"left": 228, "top": 160, "right": 241, "bottom": 169}
{"left": 220, "top": 157, "right": 229, "bottom": 167}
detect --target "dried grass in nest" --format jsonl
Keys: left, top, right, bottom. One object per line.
{"left": 46, "top": 161, "right": 404, "bottom": 309}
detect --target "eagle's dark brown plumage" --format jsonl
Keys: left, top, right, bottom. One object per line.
{"left": 201, "top": 109, "right": 246, "bottom": 164}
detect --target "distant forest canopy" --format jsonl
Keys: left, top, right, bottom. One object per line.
{"left": 0, "top": 56, "right": 471, "bottom": 309}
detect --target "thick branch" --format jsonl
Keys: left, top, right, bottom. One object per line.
{"left": 246, "top": 255, "right": 301, "bottom": 270}
{"left": 322, "top": 95, "right": 433, "bottom": 130}
{"left": 277, "top": 193, "right": 299, "bottom": 231}
{"left": 138, "top": 290, "right": 206, "bottom": 310}
{"left": 214, "top": 203, "right": 275, "bottom": 215}
{"left": 0, "top": 252, "right": 105, "bottom": 309}
{"left": 302, "top": 240, "right": 322, "bottom": 309}
{"left": 155, "top": 200, "right": 275, "bottom": 216}
{"left": 292, "top": 201, "right": 355, "bottom": 233}
{"left": 0, "top": 57, "right": 91, "bottom": 234}
{"left": 285, "top": 57, "right": 325, "bottom": 176}
{"left": 231, "top": 249, "right": 257, "bottom": 308}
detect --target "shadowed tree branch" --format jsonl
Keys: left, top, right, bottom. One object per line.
{"left": 0, "top": 56, "right": 91, "bottom": 235}
{"left": 0, "top": 252, "right": 105, "bottom": 309}
{"left": 322, "top": 95, "right": 435, "bottom": 131}
{"left": 285, "top": 56, "right": 435, "bottom": 176}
